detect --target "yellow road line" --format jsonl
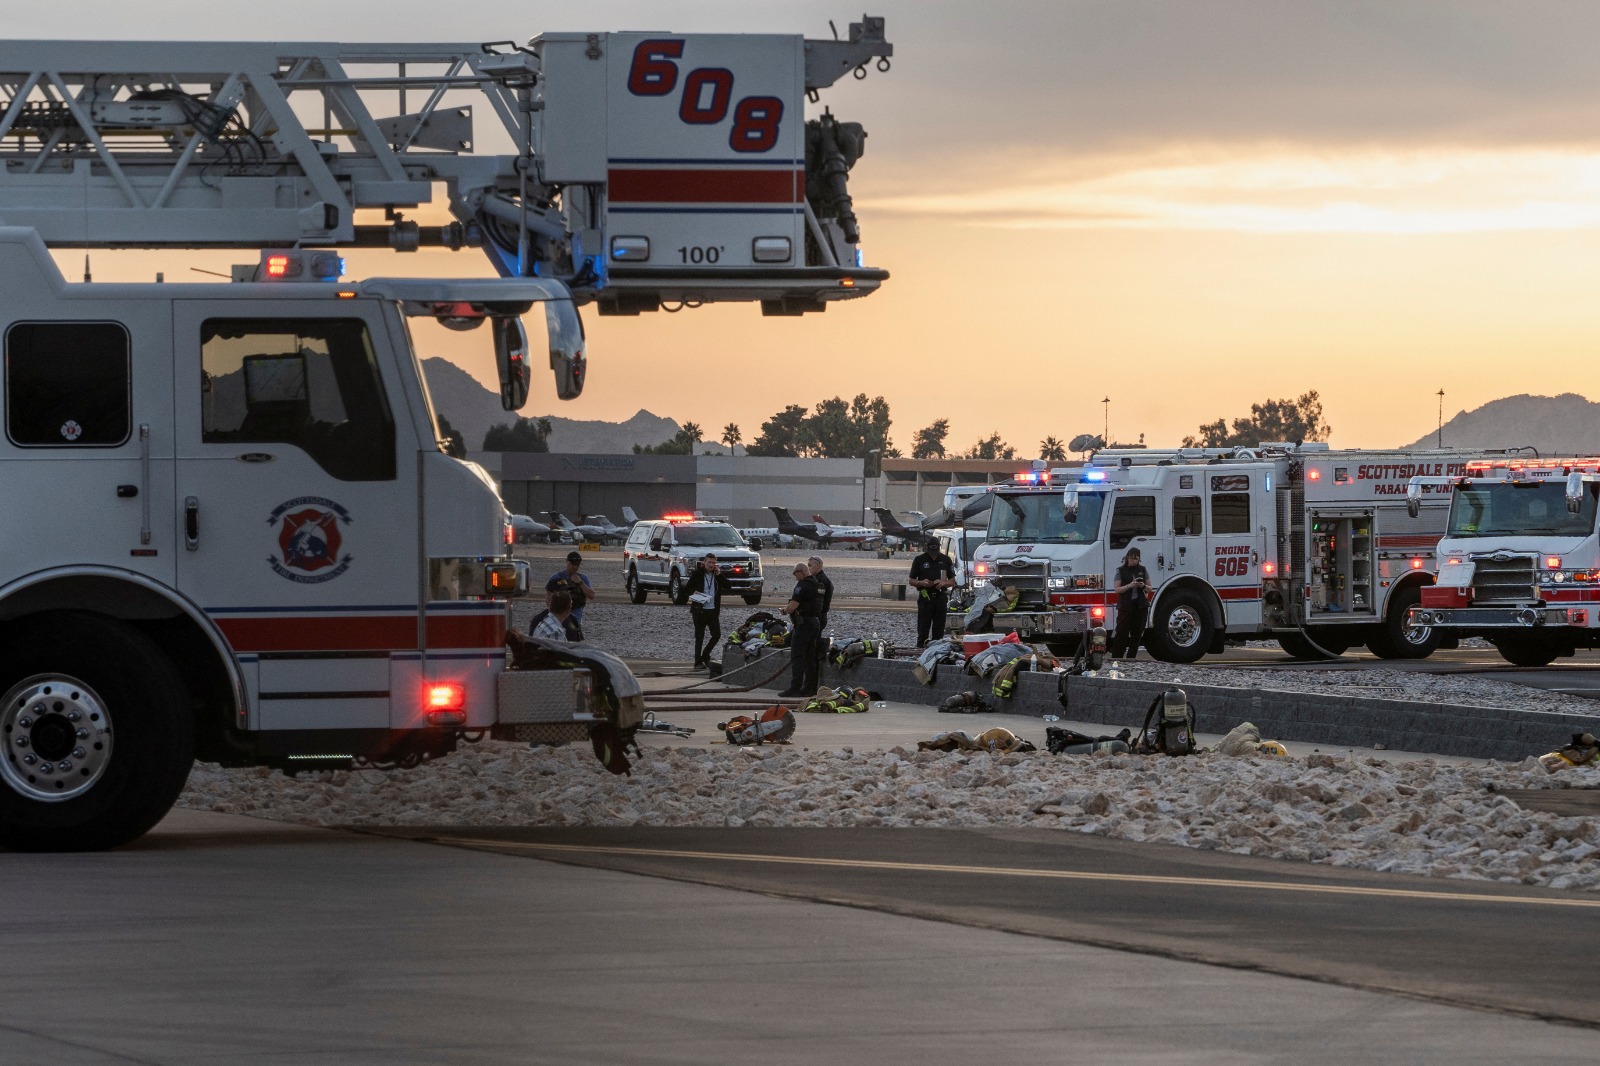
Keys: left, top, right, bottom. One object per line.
{"left": 444, "top": 838, "right": 1600, "bottom": 910}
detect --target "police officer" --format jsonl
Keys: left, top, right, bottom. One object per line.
{"left": 807, "top": 555, "right": 835, "bottom": 688}
{"left": 779, "top": 562, "right": 822, "bottom": 697}
{"left": 909, "top": 535, "right": 956, "bottom": 648}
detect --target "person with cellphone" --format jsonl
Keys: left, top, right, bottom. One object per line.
{"left": 1110, "top": 547, "right": 1152, "bottom": 658}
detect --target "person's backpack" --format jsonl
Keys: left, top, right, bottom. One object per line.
{"left": 1046, "top": 726, "right": 1133, "bottom": 755}
{"left": 1135, "top": 688, "right": 1195, "bottom": 755}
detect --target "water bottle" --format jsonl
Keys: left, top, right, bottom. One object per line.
{"left": 873, "top": 701, "right": 887, "bottom": 709}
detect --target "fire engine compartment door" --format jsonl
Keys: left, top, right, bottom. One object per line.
{"left": 1206, "top": 473, "right": 1264, "bottom": 629}
{"left": 171, "top": 301, "right": 420, "bottom": 731}
{"left": 1307, "top": 507, "right": 1377, "bottom": 619}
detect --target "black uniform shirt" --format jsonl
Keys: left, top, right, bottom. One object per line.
{"left": 789, "top": 575, "right": 822, "bottom": 619}
{"left": 813, "top": 570, "right": 834, "bottom": 623}
{"left": 1116, "top": 563, "right": 1151, "bottom": 613}
{"left": 909, "top": 551, "right": 956, "bottom": 595}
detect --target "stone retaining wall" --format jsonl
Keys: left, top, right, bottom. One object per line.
{"left": 719, "top": 647, "right": 1600, "bottom": 762}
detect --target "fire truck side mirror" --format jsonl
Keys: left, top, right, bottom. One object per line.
{"left": 1062, "top": 487, "right": 1079, "bottom": 522}
{"left": 1405, "top": 479, "right": 1421, "bottom": 519}
{"left": 545, "top": 300, "right": 587, "bottom": 401}
{"left": 493, "top": 315, "right": 531, "bottom": 411}
{"left": 1566, "top": 472, "right": 1584, "bottom": 515}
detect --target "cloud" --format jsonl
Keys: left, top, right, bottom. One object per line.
{"left": 862, "top": 146, "right": 1600, "bottom": 234}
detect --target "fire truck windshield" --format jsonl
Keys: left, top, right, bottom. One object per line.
{"left": 988, "top": 491, "right": 1105, "bottom": 544}
{"left": 1448, "top": 481, "right": 1600, "bottom": 538}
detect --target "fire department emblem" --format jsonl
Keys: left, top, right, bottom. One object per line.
{"left": 267, "top": 497, "right": 353, "bottom": 584}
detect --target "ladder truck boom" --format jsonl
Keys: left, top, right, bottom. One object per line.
{"left": 0, "top": 20, "right": 891, "bottom": 314}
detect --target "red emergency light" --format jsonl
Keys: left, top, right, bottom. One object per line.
{"left": 265, "top": 254, "right": 292, "bottom": 278}
{"left": 1409, "top": 558, "right": 1424, "bottom": 570}
{"left": 975, "top": 563, "right": 988, "bottom": 576}
{"left": 1306, "top": 468, "right": 1322, "bottom": 480}
{"left": 1262, "top": 561, "right": 1276, "bottom": 575}
{"left": 1090, "top": 606, "right": 1105, "bottom": 620}
{"left": 424, "top": 682, "right": 467, "bottom": 727}
{"left": 1547, "top": 556, "right": 1563, "bottom": 569}
{"left": 662, "top": 513, "right": 697, "bottom": 523}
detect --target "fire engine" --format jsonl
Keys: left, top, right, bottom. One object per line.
{"left": 1407, "top": 456, "right": 1600, "bottom": 667}
{"left": 962, "top": 444, "right": 1510, "bottom": 663}
{"left": 0, "top": 22, "right": 893, "bottom": 851}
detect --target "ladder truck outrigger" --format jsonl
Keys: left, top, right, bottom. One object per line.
{"left": 958, "top": 444, "right": 1511, "bottom": 663}
{"left": 0, "top": 21, "right": 893, "bottom": 850}
{"left": 1407, "top": 455, "right": 1600, "bottom": 667}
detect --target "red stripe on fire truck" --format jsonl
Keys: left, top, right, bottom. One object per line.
{"left": 216, "top": 612, "right": 505, "bottom": 653}
{"left": 607, "top": 167, "right": 803, "bottom": 204}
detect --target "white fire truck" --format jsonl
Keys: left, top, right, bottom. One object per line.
{"left": 0, "top": 22, "right": 893, "bottom": 850}
{"left": 1407, "top": 456, "right": 1600, "bottom": 667}
{"left": 962, "top": 445, "right": 1509, "bottom": 663}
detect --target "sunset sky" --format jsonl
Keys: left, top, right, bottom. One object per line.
{"left": 29, "top": 2, "right": 1600, "bottom": 454}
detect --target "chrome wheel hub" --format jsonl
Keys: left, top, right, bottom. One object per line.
{"left": 1, "top": 675, "right": 113, "bottom": 802}
{"left": 1168, "top": 607, "right": 1202, "bottom": 649}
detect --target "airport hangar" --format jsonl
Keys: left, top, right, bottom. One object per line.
{"left": 473, "top": 454, "right": 1064, "bottom": 530}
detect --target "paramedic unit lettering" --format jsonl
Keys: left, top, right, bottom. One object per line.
{"left": 1407, "top": 456, "right": 1600, "bottom": 668}
{"left": 964, "top": 446, "right": 1508, "bottom": 663}
{"left": 0, "top": 22, "right": 893, "bottom": 851}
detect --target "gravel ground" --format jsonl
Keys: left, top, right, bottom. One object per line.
{"left": 177, "top": 743, "right": 1600, "bottom": 892}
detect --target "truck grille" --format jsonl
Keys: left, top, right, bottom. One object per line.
{"left": 1470, "top": 553, "right": 1537, "bottom": 604}
{"left": 994, "top": 557, "right": 1051, "bottom": 609}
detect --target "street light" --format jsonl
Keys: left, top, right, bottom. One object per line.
{"left": 863, "top": 448, "right": 882, "bottom": 524}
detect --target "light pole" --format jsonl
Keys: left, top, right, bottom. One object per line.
{"left": 1102, "top": 397, "right": 1110, "bottom": 447}
{"left": 863, "top": 448, "right": 881, "bottom": 524}
{"left": 1436, "top": 389, "right": 1445, "bottom": 447}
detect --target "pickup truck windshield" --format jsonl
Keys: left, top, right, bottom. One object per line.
{"left": 675, "top": 525, "right": 746, "bottom": 548}
{"left": 987, "top": 491, "right": 1105, "bottom": 544}
{"left": 1448, "top": 481, "right": 1599, "bottom": 538}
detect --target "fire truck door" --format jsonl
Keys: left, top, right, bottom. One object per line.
{"left": 1168, "top": 489, "right": 1207, "bottom": 585}
{"left": 1106, "top": 494, "right": 1159, "bottom": 623}
{"left": 172, "top": 302, "right": 419, "bottom": 731}
{"left": 1207, "top": 473, "right": 1263, "bottom": 627}
{"left": 0, "top": 316, "right": 176, "bottom": 585}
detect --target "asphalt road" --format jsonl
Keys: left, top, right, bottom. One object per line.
{"left": 7, "top": 809, "right": 1598, "bottom": 1064}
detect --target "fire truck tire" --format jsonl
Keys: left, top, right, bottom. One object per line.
{"left": 1368, "top": 586, "right": 1439, "bottom": 659}
{"left": 1491, "top": 636, "right": 1561, "bottom": 668}
{"left": 0, "top": 612, "right": 195, "bottom": 852}
{"left": 668, "top": 571, "right": 688, "bottom": 605}
{"left": 1147, "top": 591, "right": 1215, "bottom": 664}
{"left": 1276, "top": 632, "right": 1349, "bottom": 660}
{"left": 626, "top": 567, "right": 648, "bottom": 604}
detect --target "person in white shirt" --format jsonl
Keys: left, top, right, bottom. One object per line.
{"left": 530, "top": 589, "right": 583, "bottom": 642}
{"left": 687, "top": 553, "right": 732, "bottom": 669}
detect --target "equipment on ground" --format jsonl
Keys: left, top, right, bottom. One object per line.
{"left": 638, "top": 712, "right": 696, "bottom": 739}
{"left": 718, "top": 706, "right": 796, "bottom": 745}
{"left": 1135, "top": 688, "right": 1196, "bottom": 756}
{"left": 1539, "top": 732, "right": 1600, "bottom": 772}
{"left": 1045, "top": 726, "right": 1131, "bottom": 755}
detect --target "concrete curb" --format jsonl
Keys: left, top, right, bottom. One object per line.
{"left": 720, "top": 647, "right": 1600, "bottom": 762}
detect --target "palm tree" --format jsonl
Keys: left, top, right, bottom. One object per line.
{"left": 1039, "top": 436, "right": 1067, "bottom": 461}
{"left": 721, "top": 423, "right": 742, "bottom": 453}
{"left": 682, "top": 422, "right": 702, "bottom": 446}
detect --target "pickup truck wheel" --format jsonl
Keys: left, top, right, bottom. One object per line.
{"left": 1492, "top": 636, "right": 1561, "bottom": 668}
{"left": 0, "top": 612, "right": 194, "bottom": 852}
{"left": 626, "top": 567, "right": 647, "bottom": 604}
{"left": 1146, "top": 591, "right": 1214, "bottom": 664}
{"left": 743, "top": 593, "right": 762, "bottom": 606}
{"left": 1368, "top": 586, "right": 1439, "bottom": 659}
{"left": 668, "top": 571, "right": 687, "bottom": 605}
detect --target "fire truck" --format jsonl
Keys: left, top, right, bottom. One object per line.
{"left": 1407, "top": 456, "right": 1600, "bottom": 667}
{"left": 962, "top": 445, "right": 1509, "bottom": 663}
{"left": 0, "top": 22, "right": 893, "bottom": 850}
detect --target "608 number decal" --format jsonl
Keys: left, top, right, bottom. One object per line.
{"left": 628, "top": 40, "right": 784, "bottom": 152}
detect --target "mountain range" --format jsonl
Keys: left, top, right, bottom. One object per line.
{"left": 1397, "top": 393, "right": 1600, "bottom": 455}
{"left": 421, "top": 358, "right": 688, "bottom": 454}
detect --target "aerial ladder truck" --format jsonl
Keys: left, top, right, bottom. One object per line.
{"left": 0, "top": 20, "right": 892, "bottom": 850}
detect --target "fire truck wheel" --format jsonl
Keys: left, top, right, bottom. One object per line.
{"left": 1491, "top": 636, "right": 1561, "bottom": 668}
{"left": 0, "top": 612, "right": 195, "bottom": 852}
{"left": 626, "top": 567, "right": 648, "bottom": 604}
{"left": 1147, "top": 591, "right": 1215, "bottom": 664}
{"left": 668, "top": 571, "right": 688, "bottom": 605}
{"left": 1368, "top": 586, "right": 1439, "bottom": 659}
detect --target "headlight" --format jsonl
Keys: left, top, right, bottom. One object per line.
{"left": 1048, "top": 577, "right": 1066, "bottom": 588}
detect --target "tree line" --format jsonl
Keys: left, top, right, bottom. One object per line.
{"left": 450, "top": 390, "right": 1333, "bottom": 459}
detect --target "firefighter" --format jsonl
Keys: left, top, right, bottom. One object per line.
{"left": 779, "top": 563, "right": 823, "bottom": 697}
{"left": 1110, "top": 547, "right": 1152, "bottom": 658}
{"left": 909, "top": 535, "right": 957, "bottom": 649}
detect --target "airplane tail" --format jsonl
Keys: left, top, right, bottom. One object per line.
{"left": 813, "top": 514, "right": 834, "bottom": 533}
{"left": 621, "top": 506, "right": 638, "bottom": 525}
{"left": 555, "top": 514, "right": 577, "bottom": 529}
{"left": 768, "top": 505, "right": 795, "bottom": 528}
{"left": 872, "top": 507, "right": 902, "bottom": 530}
